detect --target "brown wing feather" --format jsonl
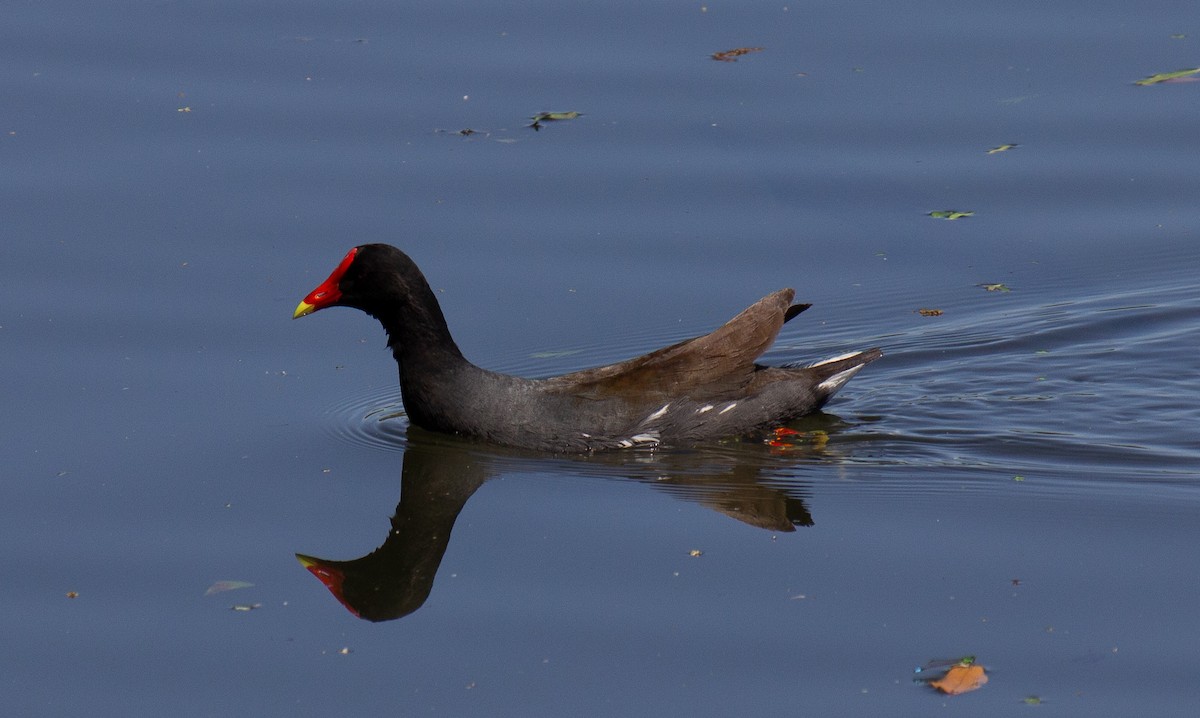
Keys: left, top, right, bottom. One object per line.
{"left": 543, "top": 289, "right": 798, "bottom": 399}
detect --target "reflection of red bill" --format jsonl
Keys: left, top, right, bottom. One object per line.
{"left": 296, "top": 554, "right": 360, "bottom": 618}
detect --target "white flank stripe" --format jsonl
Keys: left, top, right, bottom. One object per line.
{"left": 646, "top": 403, "right": 671, "bottom": 422}
{"left": 618, "top": 432, "right": 661, "bottom": 448}
{"left": 697, "top": 404, "right": 714, "bottom": 414}
{"left": 718, "top": 402, "right": 738, "bottom": 415}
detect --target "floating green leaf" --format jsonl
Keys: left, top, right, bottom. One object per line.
{"left": 528, "top": 111, "right": 582, "bottom": 130}
{"left": 1134, "top": 67, "right": 1200, "bottom": 85}
{"left": 986, "top": 143, "right": 1018, "bottom": 154}
{"left": 929, "top": 210, "right": 974, "bottom": 220}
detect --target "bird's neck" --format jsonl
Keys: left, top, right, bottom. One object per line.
{"left": 374, "top": 291, "right": 467, "bottom": 371}
{"left": 368, "top": 282, "right": 481, "bottom": 433}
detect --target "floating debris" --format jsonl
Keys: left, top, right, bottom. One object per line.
{"left": 1134, "top": 67, "right": 1200, "bottom": 85}
{"left": 978, "top": 283, "right": 1011, "bottom": 292}
{"left": 986, "top": 143, "right": 1018, "bottom": 154}
{"left": 231, "top": 603, "right": 262, "bottom": 612}
{"left": 528, "top": 111, "right": 581, "bottom": 131}
{"left": 434, "top": 128, "right": 491, "bottom": 138}
{"left": 914, "top": 656, "right": 989, "bottom": 696}
{"left": 689, "top": 549, "right": 704, "bottom": 557}
{"left": 712, "top": 47, "right": 764, "bottom": 62}
{"left": 917, "top": 308, "right": 943, "bottom": 317}
{"left": 205, "top": 580, "right": 254, "bottom": 596}
{"left": 928, "top": 210, "right": 973, "bottom": 220}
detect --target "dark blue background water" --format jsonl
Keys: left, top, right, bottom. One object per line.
{"left": 4, "top": 1, "right": 1198, "bottom": 715}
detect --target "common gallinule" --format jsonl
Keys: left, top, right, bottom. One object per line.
{"left": 294, "top": 244, "right": 881, "bottom": 452}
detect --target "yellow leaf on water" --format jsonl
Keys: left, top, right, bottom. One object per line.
{"left": 1134, "top": 67, "right": 1200, "bottom": 85}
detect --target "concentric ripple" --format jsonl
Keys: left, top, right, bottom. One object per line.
{"left": 319, "top": 383, "right": 409, "bottom": 452}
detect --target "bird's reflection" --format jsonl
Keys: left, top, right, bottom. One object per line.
{"left": 298, "top": 418, "right": 856, "bottom": 622}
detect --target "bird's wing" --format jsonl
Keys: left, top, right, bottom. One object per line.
{"left": 543, "top": 289, "right": 808, "bottom": 400}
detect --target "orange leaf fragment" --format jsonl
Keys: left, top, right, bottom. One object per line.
{"left": 929, "top": 663, "right": 988, "bottom": 695}
{"left": 712, "top": 47, "right": 764, "bottom": 62}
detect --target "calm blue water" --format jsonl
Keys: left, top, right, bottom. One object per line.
{"left": 4, "top": 1, "right": 1198, "bottom": 715}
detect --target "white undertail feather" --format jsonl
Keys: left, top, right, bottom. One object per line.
{"left": 817, "top": 365, "right": 867, "bottom": 395}
{"left": 810, "top": 350, "right": 874, "bottom": 396}
{"left": 809, "top": 350, "right": 863, "bottom": 367}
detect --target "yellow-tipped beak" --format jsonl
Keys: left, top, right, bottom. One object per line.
{"left": 293, "top": 301, "right": 316, "bottom": 319}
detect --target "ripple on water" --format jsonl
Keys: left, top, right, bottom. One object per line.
{"left": 319, "top": 383, "right": 409, "bottom": 453}
{"left": 847, "top": 276, "right": 1200, "bottom": 489}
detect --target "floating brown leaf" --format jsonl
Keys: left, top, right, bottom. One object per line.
{"left": 712, "top": 47, "right": 764, "bottom": 62}
{"left": 915, "top": 656, "right": 989, "bottom": 696}
{"left": 929, "top": 662, "right": 988, "bottom": 695}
